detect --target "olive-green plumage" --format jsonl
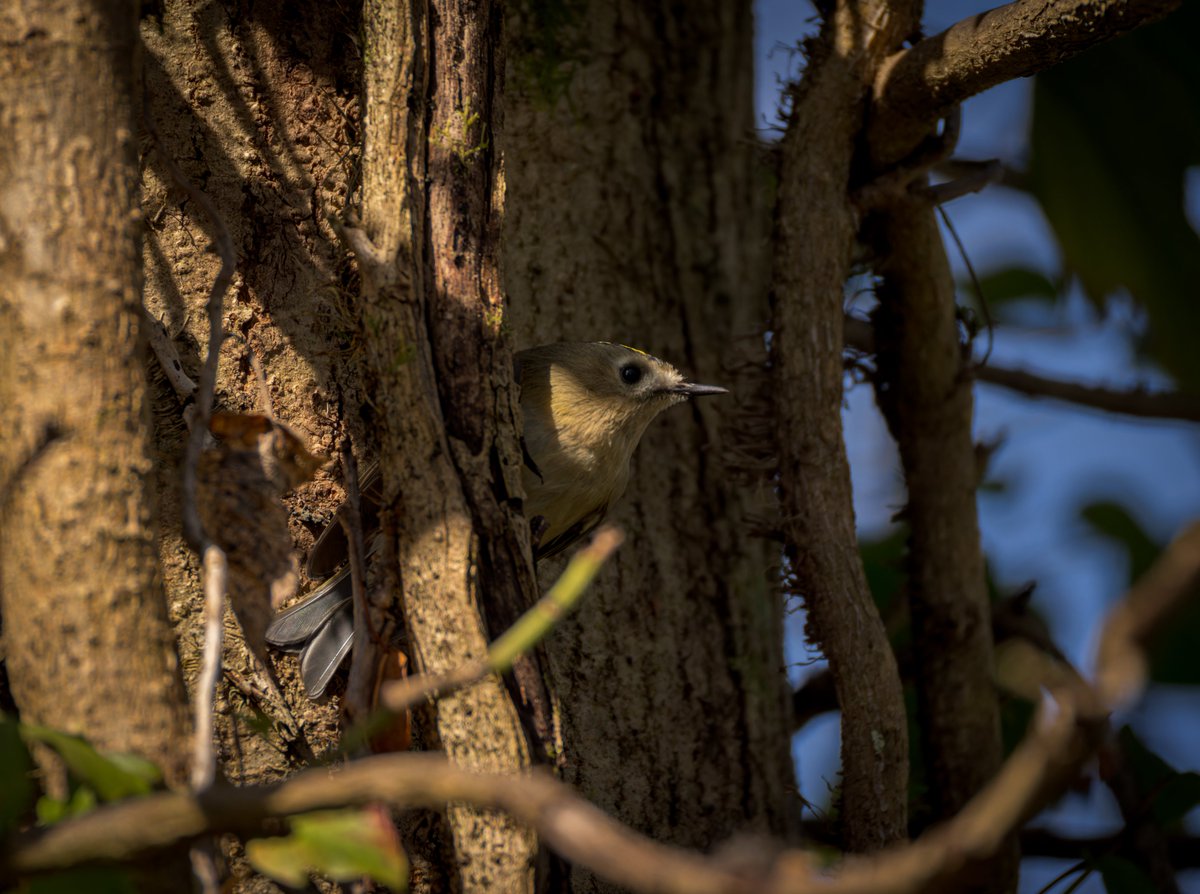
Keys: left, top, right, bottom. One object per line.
{"left": 267, "top": 342, "right": 726, "bottom": 697}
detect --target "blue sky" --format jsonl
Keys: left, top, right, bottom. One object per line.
{"left": 756, "top": 3, "right": 1200, "bottom": 891}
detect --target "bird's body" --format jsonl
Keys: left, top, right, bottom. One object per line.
{"left": 267, "top": 342, "right": 725, "bottom": 696}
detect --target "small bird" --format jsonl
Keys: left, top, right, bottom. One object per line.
{"left": 266, "top": 342, "right": 727, "bottom": 697}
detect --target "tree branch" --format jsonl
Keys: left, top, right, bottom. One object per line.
{"left": 870, "top": 0, "right": 1181, "bottom": 167}
{"left": 844, "top": 315, "right": 1200, "bottom": 424}
{"left": 1096, "top": 522, "right": 1200, "bottom": 709}
{"left": 771, "top": 0, "right": 919, "bottom": 851}
{"left": 339, "top": 445, "right": 376, "bottom": 724}
{"left": 1020, "top": 829, "right": 1200, "bottom": 869}
{"left": 376, "top": 527, "right": 623, "bottom": 714}
{"left": 974, "top": 365, "right": 1200, "bottom": 423}
{"left": 144, "top": 104, "right": 236, "bottom": 796}
{"left": 9, "top": 518, "right": 1197, "bottom": 893}
{"left": 871, "top": 194, "right": 1011, "bottom": 888}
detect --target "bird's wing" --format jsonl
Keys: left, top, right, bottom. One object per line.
{"left": 265, "top": 570, "right": 352, "bottom": 648}
{"left": 299, "top": 599, "right": 356, "bottom": 699}
{"left": 534, "top": 502, "right": 608, "bottom": 561}
{"left": 306, "top": 459, "right": 383, "bottom": 579}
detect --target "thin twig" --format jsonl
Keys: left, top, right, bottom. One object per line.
{"left": 939, "top": 204, "right": 994, "bottom": 367}
{"left": 191, "top": 545, "right": 228, "bottom": 791}
{"left": 188, "top": 842, "right": 220, "bottom": 894}
{"left": 791, "top": 669, "right": 837, "bottom": 732}
{"left": 1055, "top": 869, "right": 1094, "bottom": 894}
{"left": 1096, "top": 522, "right": 1200, "bottom": 708}
{"left": 851, "top": 107, "right": 961, "bottom": 212}
{"left": 918, "top": 161, "right": 1002, "bottom": 204}
{"left": 1020, "top": 828, "right": 1200, "bottom": 868}
{"left": 340, "top": 444, "right": 376, "bottom": 723}
{"left": 974, "top": 366, "right": 1200, "bottom": 424}
{"left": 0, "top": 423, "right": 64, "bottom": 508}
{"left": 843, "top": 315, "right": 1200, "bottom": 423}
{"left": 144, "top": 104, "right": 237, "bottom": 553}
{"left": 378, "top": 526, "right": 623, "bottom": 714}
{"left": 872, "top": 0, "right": 1182, "bottom": 141}
{"left": 4, "top": 505, "right": 1195, "bottom": 894}
{"left": 247, "top": 347, "right": 273, "bottom": 419}
{"left": 144, "top": 101, "right": 236, "bottom": 803}
{"left": 143, "top": 310, "right": 197, "bottom": 402}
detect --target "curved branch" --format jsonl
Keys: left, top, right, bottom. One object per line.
{"left": 6, "top": 520, "right": 1198, "bottom": 893}
{"left": 6, "top": 518, "right": 1194, "bottom": 892}
{"left": 871, "top": 195, "right": 1013, "bottom": 891}
{"left": 975, "top": 365, "right": 1200, "bottom": 423}
{"left": 770, "top": 0, "right": 919, "bottom": 852}
{"left": 871, "top": 0, "right": 1181, "bottom": 163}
{"left": 844, "top": 315, "right": 1200, "bottom": 424}
{"left": 1020, "top": 829, "right": 1200, "bottom": 869}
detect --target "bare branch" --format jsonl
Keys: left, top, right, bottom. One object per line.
{"left": 974, "top": 365, "right": 1200, "bottom": 423}
{"left": 144, "top": 106, "right": 236, "bottom": 555}
{"left": 1020, "top": 829, "right": 1200, "bottom": 868}
{"left": 339, "top": 445, "right": 376, "bottom": 723}
{"left": 871, "top": 0, "right": 1182, "bottom": 165}
{"left": 1, "top": 754, "right": 738, "bottom": 894}
{"left": 1101, "top": 737, "right": 1182, "bottom": 894}
{"left": 143, "top": 310, "right": 197, "bottom": 402}
{"left": 7, "top": 514, "right": 1198, "bottom": 893}
{"left": 844, "top": 316, "right": 1200, "bottom": 423}
{"left": 871, "top": 195, "right": 1009, "bottom": 877}
{"left": 920, "top": 161, "right": 1003, "bottom": 205}
{"left": 771, "top": 0, "right": 918, "bottom": 851}
{"left": 144, "top": 105, "right": 236, "bottom": 798}
{"left": 1096, "top": 522, "right": 1200, "bottom": 708}
{"left": 791, "top": 670, "right": 837, "bottom": 732}
{"left": 378, "top": 527, "right": 623, "bottom": 714}
{"left": 190, "top": 546, "right": 228, "bottom": 791}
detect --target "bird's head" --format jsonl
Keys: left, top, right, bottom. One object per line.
{"left": 517, "top": 342, "right": 727, "bottom": 460}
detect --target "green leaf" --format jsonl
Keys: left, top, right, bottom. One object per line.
{"left": 1082, "top": 504, "right": 1200, "bottom": 684}
{"left": 21, "top": 867, "right": 138, "bottom": 894}
{"left": 1080, "top": 502, "right": 1159, "bottom": 581}
{"left": 974, "top": 267, "right": 1060, "bottom": 307}
{"left": 1146, "top": 594, "right": 1200, "bottom": 686}
{"left": 246, "top": 808, "right": 408, "bottom": 890}
{"left": 1153, "top": 771, "right": 1200, "bottom": 828}
{"left": 1116, "top": 726, "right": 1200, "bottom": 828}
{"left": 19, "top": 725, "right": 159, "bottom": 802}
{"left": 1117, "top": 725, "right": 1175, "bottom": 792}
{"left": 0, "top": 714, "right": 36, "bottom": 835}
{"left": 1097, "top": 855, "right": 1159, "bottom": 894}
{"left": 860, "top": 528, "right": 907, "bottom": 619}
{"left": 1030, "top": 4, "right": 1200, "bottom": 388}
{"left": 36, "top": 787, "right": 98, "bottom": 826}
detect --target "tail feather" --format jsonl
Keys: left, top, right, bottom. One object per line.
{"left": 265, "top": 571, "right": 356, "bottom": 699}
{"left": 299, "top": 599, "right": 356, "bottom": 699}
{"left": 266, "top": 568, "right": 352, "bottom": 649}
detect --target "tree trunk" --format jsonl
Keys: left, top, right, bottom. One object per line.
{"left": 11, "top": 0, "right": 798, "bottom": 889}
{"left": 353, "top": 0, "right": 538, "bottom": 889}
{"left": 0, "top": 0, "right": 191, "bottom": 788}
{"left": 770, "top": 1, "right": 917, "bottom": 852}
{"left": 502, "top": 3, "right": 799, "bottom": 889}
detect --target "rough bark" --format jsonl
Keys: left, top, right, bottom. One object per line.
{"left": 141, "top": 0, "right": 362, "bottom": 788}
{"left": 355, "top": 0, "right": 537, "bottom": 890}
{"left": 870, "top": 0, "right": 1182, "bottom": 168}
{"left": 870, "top": 199, "right": 1017, "bottom": 889}
{"left": 770, "top": 1, "right": 918, "bottom": 852}
{"left": 0, "top": 0, "right": 191, "bottom": 786}
{"left": 501, "top": 2, "right": 799, "bottom": 888}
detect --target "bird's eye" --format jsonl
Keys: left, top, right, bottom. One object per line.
{"left": 620, "top": 363, "right": 643, "bottom": 386}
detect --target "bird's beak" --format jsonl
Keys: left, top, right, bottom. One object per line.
{"left": 671, "top": 382, "right": 728, "bottom": 397}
